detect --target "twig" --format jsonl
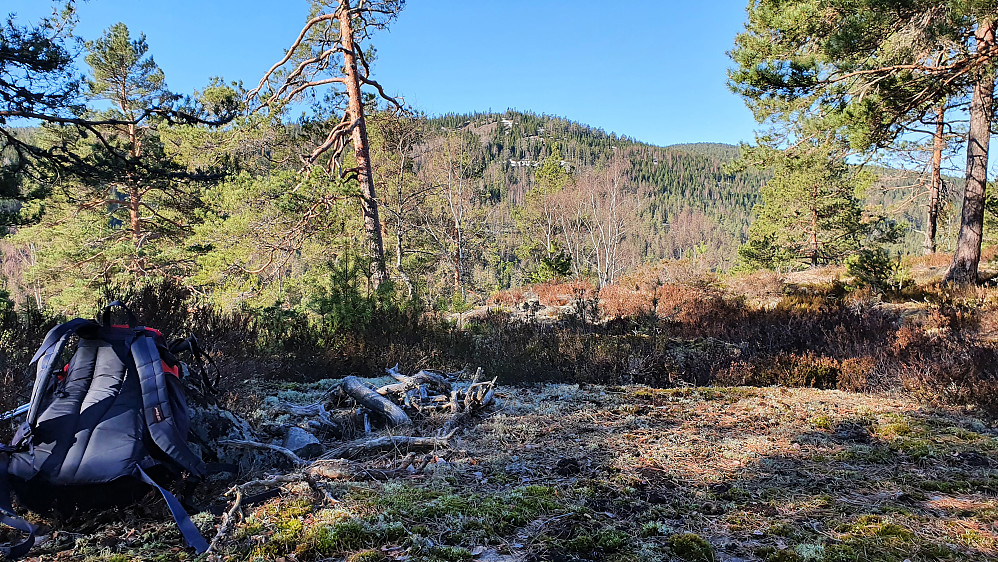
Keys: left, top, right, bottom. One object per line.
{"left": 206, "top": 473, "right": 309, "bottom": 553}
{"left": 206, "top": 486, "right": 242, "bottom": 554}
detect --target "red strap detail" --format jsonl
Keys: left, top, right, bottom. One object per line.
{"left": 58, "top": 364, "right": 68, "bottom": 381}
{"left": 162, "top": 361, "right": 180, "bottom": 378}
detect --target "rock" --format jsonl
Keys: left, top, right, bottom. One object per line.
{"left": 189, "top": 404, "right": 261, "bottom": 472}
{"left": 284, "top": 426, "right": 322, "bottom": 459}
{"left": 833, "top": 421, "right": 872, "bottom": 443}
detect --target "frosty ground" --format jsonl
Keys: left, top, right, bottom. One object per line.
{"left": 13, "top": 381, "right": 997, "bottom": 562}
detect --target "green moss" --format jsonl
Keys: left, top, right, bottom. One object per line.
{"left": 976, "top": 507, "right": 998, "bottom": 523}
{"left": 875, "top": 524, "right": 913, "bottom": 539}
{"left": 946, "top": 427, "right": 983, "bottom": 441}
{"left": 812, "top": 415, "right": 832, "bottom": 430}
{"left": 822, "top": 541, "right": 906, "bottom": 562}
{"left": 668, "top": 533, "right": 715, "bottom": 562}
{"left": 960, "top": 528, "right": 996, "bottom": 549}
{"left": 767, "top": 522, "right": 794, "bottom": 536}
{"left": 640, "top": 521, "right": 672, "bottom": 537}
{"left": 918, "top": 542, "right": 959, "bottom": 559}
{"left": 564, "top": 527, "right": 629, "bottom": 554}
{"left": 918, "top": 479, "right": 971, "bottom": 493}
{"left": 596, "top": 529, "right": 630, "bottom": 551}
{"left": 836, "top": 515, "right": 914, "bottom": 542}
{"left": 835, "top": 445, "right": 893, "bottom": 463}
{"left": 890, "top": 437, "right": 935, "bottom": 461}
{"left": 418, "top": 546, "right": 474, "bottom": 561}
{"left": 358, "top": 482, "right": 562, "bottom": 547}
{"left": 301, "top": 519, "right": 371, "bottom": 555}
{"left": 877, "top": 420, "right": 911, "bottom": 438}
{"left": 251, "top": 499, "right": 313, "bottom": 556}
{"left": 634, "top": 387, "right": 663, "bottom": 398}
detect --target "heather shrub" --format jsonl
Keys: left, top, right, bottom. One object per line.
{"left": 723, "top": 270, "right": 784, "bottom": 301}
{"left": 731, "top": 352, "right": 840, "bottom": 389}
{"left": 837, "top": 356, "right": 875, "bottom": 392}
{"left": 598, "top": 283, "right": 655, "bottom": 319}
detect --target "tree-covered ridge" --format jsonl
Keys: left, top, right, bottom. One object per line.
{"left": 425, "top": 111, "right": 768, "bottom": 269}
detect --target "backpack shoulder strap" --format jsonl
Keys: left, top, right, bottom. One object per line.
{"left": 131, "top": 333, "right": 206, "bottom": 478}
{"left": 135, "top": 466, "right": 208, "bottom": 554}
{"left": 0, "top": 455, "right": 37, "bottom": 559}
{"left": 26, "top": 318, "right": 98, "bottom": 428}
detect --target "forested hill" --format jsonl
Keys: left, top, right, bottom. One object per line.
{"left": 425, "top": 111, "right": 768, "bottom": 269}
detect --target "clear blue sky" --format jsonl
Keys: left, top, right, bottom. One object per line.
{"left": 9, "top": 0, "right": 760, "bottom": 147}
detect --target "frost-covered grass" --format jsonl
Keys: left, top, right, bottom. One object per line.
{"left": 15, "top": 384, "right": 998, "bottom": 561}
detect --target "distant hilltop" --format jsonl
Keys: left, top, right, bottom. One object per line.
{"left": 425, "top": 110, "right": 766, "bottom": 269}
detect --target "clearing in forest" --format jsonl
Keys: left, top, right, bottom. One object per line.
{"left": 11, "top": 383, "right": 998, "bottom": 561}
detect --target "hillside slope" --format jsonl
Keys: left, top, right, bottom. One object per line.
{"left": 427, "top": 111, "right": 768, "bottom": 269}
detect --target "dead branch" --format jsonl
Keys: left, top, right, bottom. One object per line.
{"left": 206, "top": 486, "right": 242, "bottom": 554}
{"left": 342, "top": 375, "right": 412, "bottom": 426}
{"left": 207, "top": 473, "right": 309, "bottom": 553}
{"left": 321, "top": 430, "right": 458, "bottom": 460}
{"left": 390, "top": 368, "right": 453, "bottom": 395}
{"left": 219, "top": 439, "right": 305, "bottom": 465}
{"left": 276, "top": 402, "right": 338, "bottom": 429}
{"left": 307, "top": 459, "right": 404, "bottom": 481}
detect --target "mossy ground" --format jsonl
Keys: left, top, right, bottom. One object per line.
{"left": 12, "top": 385, "right": 998, "bottom": 561}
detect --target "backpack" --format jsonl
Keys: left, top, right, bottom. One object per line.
{"left": 0, "top": 302, "right": 218, "bottom": 558}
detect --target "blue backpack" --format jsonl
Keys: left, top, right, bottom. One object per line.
{"left": 0, "top": 302, "right": 217, "bottom": 558}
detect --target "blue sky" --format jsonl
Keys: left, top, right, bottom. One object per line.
{"left": 9, "top": 0, "right": 759, "bottom": 147}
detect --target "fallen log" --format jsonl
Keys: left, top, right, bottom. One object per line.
{"left": 276, "top": 401, "right": 339, "bottom": 429}
{"left": 342, "top": 375, "right": 412, "bottom": 427}
{"left": 322, "top": 430, "right": 457, "bottom": 459}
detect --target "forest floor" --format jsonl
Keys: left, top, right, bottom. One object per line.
{"left": 14, "top": 382, "right": 998, "bottom": 562}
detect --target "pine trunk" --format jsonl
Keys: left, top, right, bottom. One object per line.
{"left": 810, "top": 185, "right": 819, "bottom": 266}
{"left": 925, "top": 103, "right": 944, "bottom": 255}
{"left": 946, "top": 19, "right": 995, "bottom": 285}
{"left": 339, "top": 4, "right": 387, "bottom": 287}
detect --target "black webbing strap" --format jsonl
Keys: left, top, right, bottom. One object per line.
{"left": 169, "top": 336, "right": 221, "bottom": 394}
{"left": 135, "top": 467, "right": 208, "bottom": 554}
{"left": 0, "top": 456, "right": 36, "bottom": 559}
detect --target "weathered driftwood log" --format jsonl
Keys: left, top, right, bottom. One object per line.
{"left": 322, "top": 430, "right": 457, "bottom": 459}
{"left": 342, "top": 375, "right": 412, "bottom": 426}
{"left": 441, "top": 376, "right": 497, "bottom": 435}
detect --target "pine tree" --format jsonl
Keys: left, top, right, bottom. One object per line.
{"left": 729, "top": 0, "right": 998, "bottom": 283}
{"left": 738, "top": 144, "right": 874, "bottom": 269}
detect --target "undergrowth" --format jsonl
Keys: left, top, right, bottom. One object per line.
{"left": 3, "top": 269, "right": 998, "bottom": 429}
